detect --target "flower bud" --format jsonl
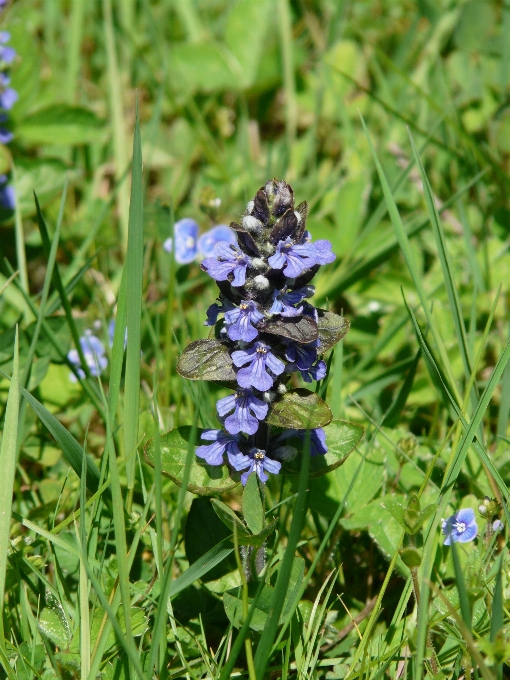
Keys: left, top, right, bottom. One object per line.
{"left": 492, "top": 519, "right": 504, "bottom": 532}
{"left": 242, "top": 215, "right": 263, "bottom": 232}
{"left": 253, "top": 275, "right": 270, "bottom": 290}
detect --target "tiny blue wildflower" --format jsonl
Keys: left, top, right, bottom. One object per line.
{"left": 232, "top": 341, "right": 285, "bottom": 391}
{"left": 0, "top": 173, "right": 14, "bottom": 209}
{"left": 68, "top": 331, "right": 108, "bottom": 381}
{"left": 163, "top": 218, "right": 199, "bottom": 264}
{"left": 299, "top": 231, "right": 336, "bottom": 265}
{"left": 492, "top": 519, "right": 504, "bottom": 532}
{"left": 441, "top": 508, "right": 478, "bottom": 545}
{"left": 268, "top": 236, "right": 317, "bottom": 278}
{"left": 0, "top": 32, "right": 15, "bottom": 64}
{"left": 269, "top": 287, "right": 308, "bottom": 317}
{"left": 216, "top": 388, "right": 268, "bottom": 435}
{"left": 224, "top": 299, "right": 264, "bottom": 342}
{"left": 201, "top": 242, "right": 251, "bottom": 287}
{"left": 240, "top": 448, "right": 281, "bottom": 485}
{"left": 0, "top": 72, "right": 17, "bottom": 110}
{"left": 197, "top": 224, "right": 237, "bottom": 258}
{"left": 195, "top": 429, "right": 248, "bottom": 467}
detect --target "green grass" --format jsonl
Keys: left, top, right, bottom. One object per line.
{"left": 1, "top": 0, "right": 510, "bottom": 678}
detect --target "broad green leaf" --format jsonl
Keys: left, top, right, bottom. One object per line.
{"left": 15, "top": 158, "right": 79, "bottom": 216}
{"left": 259, "top": 315, "right": 318, "bottom": 344}
{"left": 266, "top": 389, "right": 332, "bottom": 429}
{"left": 144, "top": 427, "right": 239, "bottom": 495}
{"left": 20, "top": 387, "right": 103, "bottom": 496}
{"left": 316, "top": 309, "right": 350, "bottom": 354}
{"left": 176, "top": 339, "right": 236, "bottom": 381}
{"left": 280, "top": 419, "right": 364, "bottom": 477}
{"left": 38, "top": 598, "right": 71, "bottom": 649}
{"left": 171, "top": 42, "right": 235, "bottom": 93}
{"left": 16, "top": 104, "right": 105, "bottom": 145}
{"left": 184, "top": 498, "right": 236, "bottom": 581}
{"left": 242, "top": 474, "right": 264, "bottom": 535}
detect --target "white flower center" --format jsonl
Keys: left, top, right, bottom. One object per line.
{"left": 454, "top": 521, "right": 466, "bottom": 533}
{"left": 185, "top": 236, "right": 195, "bottom": 248}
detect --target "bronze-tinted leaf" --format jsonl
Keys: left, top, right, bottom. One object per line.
{"left": 229, "top": 222, "right": 261, "bottom": 255}
{"left": 294, "top": 201, "right": 308, "bottom": 241}
{"left": 294, "top": 263, "right": 320, "bottom": 288}
{"left": 272, "top": 180, "right": 294, "bottom": 216}
{"left": 270, "top": 208, "right": 298, "bottom": 244}
{"left": 177, "top": 339, "right": 236, "bottom": 381}
{"left": 259, "top": 315, "right": 318, "bottom": 344}
{"left": 253, "top": 189, "right": 270, "bottom": 223}
{"left": 266, "top": 389, "right": 332, "bottom": 429}
{"left": 316, "top": 309, "right": 350, "bottom": 353}
{"left": 144, "top": 427, "right": 239, "bottom": 495}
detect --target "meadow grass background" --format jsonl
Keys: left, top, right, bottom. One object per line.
{"left": 1, "top": 0, "right": 510, "bottom": 678}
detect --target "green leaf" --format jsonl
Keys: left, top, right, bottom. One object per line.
{"left": 184, "top": 498, "right": 236, "bottom": 581}
{"left": 38, "top": 596, "right": 72, "bottom": 649}
{"left": 143, "top": 427, "right": 239, "bottom": 495}
{"left": 176, "top": 339, "right": 236, "bottom": 381}
{"left": 242, "top": 474, "right": 264, "bottom": 535}
{"left": 259, "top": 315, "right": 318, "bottom": 344}
{"left": 266, "top": 389, "right": 332, "bottom": 429}
{"left": 224, "top": 557, "right": 304, "bottom": 631}
{"left": 210, "top": 498, "right": 251, "bottom": 539}
{"left": 17, "top": 104, "right": 105, "bottom": 145}
{"left": 168, "top": 540, "right": 234, "bottom": 599}
{"left": 20, "top": 387, "right": 103, "bottom": 496}
{"left": 399, "top": 547, "right": 422, "bottom": 568}
{"left": 280, "top": 419, "right": 364, "bottom": 477}
{"left": 316, "top": 309, "right": 350, "bottom": 354}
{"left": 171, "top": 42, "right": 236, "bottom": 93}
{"left": 15, "top": 158, "right": 80, "bottom": 216}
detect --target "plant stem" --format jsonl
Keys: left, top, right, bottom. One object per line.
{"left": 411, "top": 567, "right": 439, "bottom": 675}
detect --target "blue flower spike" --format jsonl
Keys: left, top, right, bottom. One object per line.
{"left": 175, "top": 179, "right": 342, "bottom": 486}
{"left": 441, "top": 508, "right": 478, "bottom": 546}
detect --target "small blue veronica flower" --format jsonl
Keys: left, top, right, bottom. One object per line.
{"left": 0, "top": 72, "right": 17, "bottom": 110}
{"left": 216, "top": 388, "right": 268, "bottom": 435}
{"left": 240, "top": 448, "right": 281, "bottom": 485}
{"left": 202, "top": 242, "right": 251, "bottom": 287}
{"left": 197, "top": 224, "right": 237, "bottom": 258}
{"left": 284, "top": 340, "right": 318, "bottom": 371}
{"left": 232, "top": 341, "right": 285, "bottom": 391}
{"left": 0, "top": 174, "right": 14, "bottom": 209}
{"left": 269, "top": 287, "right": 307, "bottom": 317}
{"left": 268, "top": 237, "right": 317, "bottom": 278}
{"left": 195, "top": 429, "right": 248, "bottom": 467}
{"left": 441, "top": 508, "right": 478, "bottom": 545}
{"left": 163, "top": 218, "right": 199, "bottom": 264}
{"left": 0, "top": 32, "right": 15, "bottom": 64}
{"left": 68, "top": 331, "right": 108, "bottom": 381}
{"left": 224, "top": 300, "right": 264, "bottom": 342}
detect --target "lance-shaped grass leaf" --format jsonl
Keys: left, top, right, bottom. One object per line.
{"left": 143, "top": 426, "right": 239, "bottom": 495}
{"left": 266, "top": 388, "right": 332, "bottom": 429}
{"left": 242, "top": 473, "right": 264, "bottom": 535}
{"left": 259, "top": 315, "right": 318, "bottom": 344}
{"left": 316, "top": 309, "right": 350, "bottom": 354}
{"left": 176, "top": 339, "right": 236, "bottom": 381}
{"left": 279, "top": 419, "right": 364, "bottom": 477}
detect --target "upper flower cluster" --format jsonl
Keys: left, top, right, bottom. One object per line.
{"left": 163, "top": 219, "right": 237, "bottom": 264}
{"left": 190, "top": 179, "right": 337, "bottom": 485}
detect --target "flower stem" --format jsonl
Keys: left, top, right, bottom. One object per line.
{"left": 411, "top": 567, "right": 439, "bottom": 675}
{"left": 233, "top": 524, "right": 257, "bottom": 680}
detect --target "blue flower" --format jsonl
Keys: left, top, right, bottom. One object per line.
{"left": 294, "top": 359, "right": 327, "bottom": 383}
{"left": 277, "top": 427, "right": 328, "bottom": 456}
{"left": 284, "top": 340, "right": 318, "bottom": 370}
{"left": 224, "top": 299, "right": 264, "bottom": 342}
{"left": 195, "top": 429, "right": 249, "bottom": 467}
{"left": 0, "top": 174, "right": 14, "bottom": 209}
{"left": 0, "top": 114, "right": 12, "bottom": 143}
{"left": 232, "top": 341, "right": 285, "bottom": 391}
{"left": 0, "top": 73, "right": 17, "bottom": 110}
{"left": 239, "top": 448, "right": 281, "bottom": 485}
{"left": 163, "top": 218, "right": 199, "bottom": 264}
{"left": 216, "top": 389, "right": 268, "bottom": 435}
{"left": 314, "top": 239, "right": 336, "bottom": 265}
{"left": 202, "top": 242, "right": 250, "bottom": 287}
{"left": 197, "top": 224, "right": 237, "bottom": 258}
{"left": 269, "top": 287, "right": 308, "bottom": 317}
{"left": 204, "top": 302, "right": 223, "bottom": 327}
{"left": 68, "top": 331, "right": 108, "bottom": 381}
{"left": 441, "top": 508, "right": 478, "bottom": 545}
{"left": 0, "top": 32, "right": 15, "bottom": 64}
{"left": 268, "top": 237, "right": 317, "bottom": 278}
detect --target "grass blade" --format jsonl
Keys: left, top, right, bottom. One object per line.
{"left": 0, "top": 329, "right": 19, "bottom": 642}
